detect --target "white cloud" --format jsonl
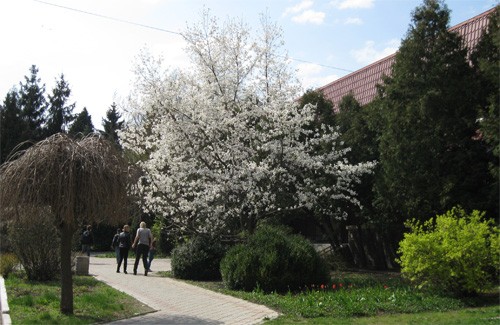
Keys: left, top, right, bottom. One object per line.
{"left": 331, "top": 0, "right": 374, "bottom": 10}
{"left": 351, "top": 39, "right": 399, "bottom": 65}
{"left": 283, "top": 0, "right": 314, "bottom": 16}
{"left": 296, "top": 63, "right": 339, "bottom": 90}
{"left": 344, "top": 17, "right": 363, "bottom": 25}
{"left": 292, "top": 10, "right": 326, "bottom": 24}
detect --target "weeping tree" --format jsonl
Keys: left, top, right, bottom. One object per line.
{"left": 0, "top": 133, "right": 128, "bottom": 314}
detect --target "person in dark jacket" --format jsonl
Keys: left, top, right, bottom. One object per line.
{"left": 116, "top": 225, "right": 132, "bottom": 273}
{"left": 81, "top": 225, "right": 93, "bottom": 257}
{"left": 111, "top": 228, "right": 121, "bottom": 264}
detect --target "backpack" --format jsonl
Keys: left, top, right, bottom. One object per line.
{"left": 118, "top": 232, "right": 131, "bottom": 249}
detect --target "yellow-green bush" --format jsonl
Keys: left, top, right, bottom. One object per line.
{"left": 397, "top": 206, "right": 499, "bottom": 296}
{"left": 0, "top": 253, "right": 18, "bottom": 278}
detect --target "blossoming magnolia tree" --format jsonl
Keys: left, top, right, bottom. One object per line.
{"left": 120, "top": 11, "right": 375, "bottom": 238}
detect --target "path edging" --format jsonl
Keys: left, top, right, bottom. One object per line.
{"left": 0, "top": 277, "right": 12, "bottom": 325}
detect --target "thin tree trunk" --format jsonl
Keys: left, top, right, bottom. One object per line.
{"left": 60, "top": 221, "right": 74, "bottom": 314}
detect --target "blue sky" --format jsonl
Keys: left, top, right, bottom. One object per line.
{"left": 0, "top": 0, "right": 496, "bottom": 128}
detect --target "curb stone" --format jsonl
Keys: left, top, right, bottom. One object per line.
{"left": 0, "top": 277, "right": 11, "bottom": 325}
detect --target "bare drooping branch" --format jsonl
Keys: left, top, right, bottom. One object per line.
{"left": 0, "top": 133, "right": 129, "bottom": 226}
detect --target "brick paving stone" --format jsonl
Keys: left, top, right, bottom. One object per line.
{"left": 90, "top": 257, "right": 279, "bottom": 325}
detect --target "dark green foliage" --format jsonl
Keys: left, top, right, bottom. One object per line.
{"left": 471, "top": 6, "right": 499, "bottom": 215}
{"left": 374, "top": 0, "right": 493, "bottom": 222}
{"left": 171, "top": 235, "right": 227, "bottom": 281}
{"left": 220, "top": 225, "right": 329, "bottom": 292}
{"left": 18, "top": 65, "right": 47, "bottom": 142}
{"left": 69, "top": 108, "right": 94, "bottom": 138}
{"left": 101, "top": 102, "right": 124, "bottom": 148}
{"left": 336, "top": 94, "right": 379, "bottom": 225}
{"left": 45, "top": 74, "right": 76, "bottom": 136}
{"left": 0, "top": 90, "right": 24, "bottom": 163}
{"left": 298, "top": 89, "right": 335, "bottom": 128}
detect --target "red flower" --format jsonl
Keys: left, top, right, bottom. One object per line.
{"left": 339, "top": 283, "right": 343, "bottom": 288}
{"left": 384, "top": 285, "right": 389, "bottom": 289}
{"left": 332, "top": 284, "right": 336, "bottom": 289}
{"left": 320, "top": 284, "right": 325, "bottom": 289}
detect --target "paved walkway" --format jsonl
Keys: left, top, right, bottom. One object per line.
{"left": 90, "top": 257, "right": 280, "bottom": 324}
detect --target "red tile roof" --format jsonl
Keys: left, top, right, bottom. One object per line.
{"left": 318, "top": 8, "right": 495, "bottom": 108}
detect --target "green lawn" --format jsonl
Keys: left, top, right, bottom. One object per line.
{"left": 4, "top": 268, "right": 499, "bottom": 324}
{"left": 171, "top": 270, "right": 500, "bottom": 325}
{"left": 5, "top": 273, "right": 154, "bottom": 324}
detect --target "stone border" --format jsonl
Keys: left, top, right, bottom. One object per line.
{"left": 0, "top": 277, "right": 11, "bottom": 325}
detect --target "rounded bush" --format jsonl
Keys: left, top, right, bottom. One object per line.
{"left": 220, "top": 225, "right": 329, "bottom": 292}
{"left": 397, "top": 206, "right": 499, "bottom": 296}
{"left": 8, "top": 206, "right": 61, "bottom": 281}
{"left": 171, "top": 235, "right": 226, "bottom": 281}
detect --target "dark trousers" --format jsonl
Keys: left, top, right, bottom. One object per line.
{"left": 117, "top": 248, "right": 129, "bottom": 271}
{"left": 134, "top": 243, "right": 150, "bottom": 273}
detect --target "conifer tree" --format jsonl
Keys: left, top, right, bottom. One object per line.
{"left": 470, "top": 6, "right": 499, "bottom": 217}
{"left": 101, "top": 102, "right": 124, "bottom": 148}
{"left": 69, "top": 108, "right": 94, "bottom": 138}
{"left": 375, "top": 0, "right": 492, "bottom": 222}
{"left": 46, "top": 74, "right": 76, "bottom": 136}
{"left": 0, "top": 90, "right": 24, "bottom": 163}
{"left": 18, "top": 65, "right": 47, "bottom": 142}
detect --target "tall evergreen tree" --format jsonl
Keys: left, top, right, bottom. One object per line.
{"left": 374, "top": 0, "right": 492, "bottom": 222}
{"left": 470, "top": 6, "right": 499, "bottom": 217}
{"left": 46, "top": 74, "right": 76, "bottom": 136}
{"left": 18, "top": 65, "right": 47, "bottom": 142}
{"left": 69, "top": 108, "right": 94, "bottom": 138}
{"left": 101, "top": 102, "right": 124, "bottom": 148}
{"left": 0, "top": 90, "right": 25, "bottom": 163}
{"left": 336, "top": 94, "right": 379, "bottom": 224}
{"left": 298, "top": 89, "right": 335, "bottom": 128}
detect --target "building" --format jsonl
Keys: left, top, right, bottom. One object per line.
{"left": 318, "top": 8, "right": 495, "bottom": 109}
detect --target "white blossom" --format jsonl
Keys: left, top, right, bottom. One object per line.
{"left": 120, "top": 11, "right": 375, "bottom": 235}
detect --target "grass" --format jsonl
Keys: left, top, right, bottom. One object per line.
{"left": 5, "top": 272, "right": 154, "bottom": 324}
{"left": 4, "top": 265, "right": 499, "bottom": 324}
{"left": 166, "top": 270, "right": 500, "bottom": 324}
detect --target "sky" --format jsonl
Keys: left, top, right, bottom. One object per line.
{"left": 0, "top": 0, "right": 496, "bottom": 129}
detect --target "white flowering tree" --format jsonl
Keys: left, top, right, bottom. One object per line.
{"left": 120, "top": 11, "right": 375, "bottom": 238}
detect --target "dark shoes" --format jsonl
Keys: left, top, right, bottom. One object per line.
{"left": 145, "top": 270, "right": 148, "bottom": 276}
{"left": 116, "top": 270, "right": 120, "bottom": 273}
{"left": 124, "top": 270, "right": 128, "bottom": 274}
{"left": 133, "top": 270, "right": 137, "bottom": 275}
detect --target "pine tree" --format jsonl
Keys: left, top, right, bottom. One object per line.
{"left": 69, "top": 108, "right": 94, "bottom": 138}
{"left": 18, "top": 65, "right": 47, "bottom": 142}
{"left": 46, "top": 74, "right": 76, "bottom": 136}
{"left": 101, "top": 102, "right": 124, "bottom": 148}
{"left": 0, "top": 90, "right": 25, "bottom": 163}
{"left": 375, "top": 0, "right": 492, "bottom": 222}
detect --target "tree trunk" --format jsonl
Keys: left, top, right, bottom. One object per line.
{"left": 60, "top": 221, "right": 74, "bottom": 314}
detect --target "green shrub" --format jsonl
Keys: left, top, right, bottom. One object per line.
{"left": 171, "top": 235, "right": 227, "bottom": 280}
{"left": 0, "top": 253, "right": 18, "bottom": 278}
{"left": 220, "top": 225, "right": 329, "bottom": 293}
{"left": 397, "top": 206, "right": 499, "bottom": 296}
{"left": 8, "top": 206, "right": 61, "bottom": 281}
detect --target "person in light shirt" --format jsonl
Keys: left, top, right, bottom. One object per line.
{"left": 132, "top": 221, "right": 153, "bottom": 276}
